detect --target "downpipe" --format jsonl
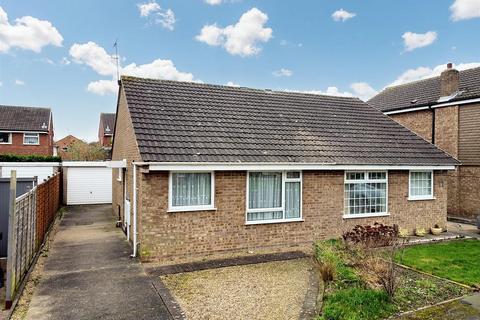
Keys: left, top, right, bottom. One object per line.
{"left": 131, "top": 162, "right": 138, "bottom": 258}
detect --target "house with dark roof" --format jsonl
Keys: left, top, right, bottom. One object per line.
{"left": 369, "top": 64, "right": 480, "bottom": 219}
{"left": 0, "top": 105, "right": 54, "bottom": 156}
{"left": 98, "top": 113, "right": 116, "bottom": 148}
{"left": 54, "top": 135, "right": 86, "bottom": 159}
{"left": 111, "top": 76, "right": 458, "bottom": 263}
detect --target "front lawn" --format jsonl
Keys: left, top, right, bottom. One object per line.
{"left": 315, "top": 240, "right": 469, "bottom": 320}
{"left": 397, "top": 239, "right": 480, "bottom": 287}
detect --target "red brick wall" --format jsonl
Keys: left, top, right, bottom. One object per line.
{"left": 137, "top": 170, "right": 448, "bottom": 264}
{"left": 391, "top": 110, "right": 433, "bottom": 142}
{"left": 0, "top": 132, "right": 53, "bottom": 156}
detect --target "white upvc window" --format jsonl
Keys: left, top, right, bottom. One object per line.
{"left": 23, "top": 133, "right": 40, "bottom": 145}
{"left": 0, "top": 132, "right": 12, "bottom": 144}
{"left": 168, "top": 171, "right": 215, "bottom": 212}
{"left": 246, "top": 171, "right": 302, "bottom": 225}
{"left": 409, "top": 170, "right": 434, "bottom": 200}
{"left": 343, "top": 171, "right": 388, "bottom": 218}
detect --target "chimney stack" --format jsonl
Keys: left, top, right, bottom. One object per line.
{"left": 440, "top": 62, "right": 459, "bottom": 96}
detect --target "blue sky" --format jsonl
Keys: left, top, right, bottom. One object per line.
{"left": 1, "top": 0, "right": 479, "bottom": 141}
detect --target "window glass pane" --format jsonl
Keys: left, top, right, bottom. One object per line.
{"left": 172, "top": 173, "right": 211, "bottom": 207}
{"left": 247, "top": 211, "right": 282, "bottom": 221}
{"left": 24, "top": 133, "right": 39, "bottom": 144}
{"left": 0, "top": 133, "right": 11, "bottom": 143}
{"left": 248, "top": 172, "right": 282, "bottom": 209}
{"left": 285, "top": 182, "right": 300, "bottom": 218}
{"left": 410, "top": 171, "right": 432, "bottom": 197}
{"left": 368, "top": 172, "right": 386, "bottom": 180}
{"left": 346, "top": 172, "right": 364, "bottom": 180}
{"left": 344, "top": 180, "right": 387, "bottom": 214}
{"left": 286, "top": 171, "right": 300, "bottom": 179}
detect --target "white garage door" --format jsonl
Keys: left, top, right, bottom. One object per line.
{"left": 67, "top": 167, "right": 112, "bottom": 205}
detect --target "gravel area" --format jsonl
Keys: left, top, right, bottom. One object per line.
{"left": 161, "top": 258, "right": 313, "bottom": 320}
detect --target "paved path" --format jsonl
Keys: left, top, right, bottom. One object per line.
{"left": 25, "top": 205, "right": 171, "bottom": 320}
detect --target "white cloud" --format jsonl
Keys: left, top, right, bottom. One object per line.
{"left": 137, "top": 1, "right": 176, "bottom": 30}
{"left": 69, "top": 42, "right": 117, "bottom": 76}
{"left": 87, "top": 80, "right": 118, "bottom": 95}
{"left": 272, "top": 68, "right": 293, "bottom": 77}
{"left": 332, "top": 9, "right": 356, "bottom": 22}
{"left": 350, "top": 82, "right": 378, "bottom": 101}
{"left": 15, "top": 79, "right": 25, "bottom": 85}
{"left": 69, "top": 42, "right": 197, "bottom": 95}
{"left": 279, "top": 39, "right": 288, "bottom": 46}
{"left": 196, "top": 7, "right": 272, "bottom": 57}
{"left": 299, "top": 87, "right": 354, "bottom": 97}
{"left": 0, "top": 6, "right": 63, "bottom": 53}
{"left": 450, "top": 0, "right": 480, "bottom": 21}
{"left": 389, "top": 62, "right": 480, "bottom": 86}
{"left": 402, "top": 31, "right": 437, "bottom": 52}
{"left": 226, "top": 81, "right": 240, "bottom": 87}
{"left": 138, "top": 1, "right": 161, "bottom": 17}
{"left": 205, "top": 0, "right": 223, "bottom": 5}
{"left": 60, "top": 57, "right": 71, "bottom": 65}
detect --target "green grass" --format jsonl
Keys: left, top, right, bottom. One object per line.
{"left": 397, "top": 239, "right": 480, "bottom": 286}
{"left": 321, "top": 288, "right": 395, "bottom": 320}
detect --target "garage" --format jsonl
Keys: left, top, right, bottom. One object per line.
{"left": 64, "top": 162, "right": 112, "bottom": 205}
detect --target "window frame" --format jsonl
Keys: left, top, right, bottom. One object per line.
{"left": 343, "top": 171, "right": 389, "bottom": 219}
{"left": 168, "top": 171, "right": 216, "bottom": 212}
{"left": 23, "top": 133, "right": 40, "bottom": 145}
{"left": 408, "top": 170, "right": 434, "bottom": 201}
{"left": 245, "top": 170, "right": 303, "bottom": 225}
{"left": 0, "top": 132, "right": 12, "bottom": 144}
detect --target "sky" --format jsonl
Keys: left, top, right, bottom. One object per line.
{"left": 1, "top": 0, "right": 479, "bottom": 142}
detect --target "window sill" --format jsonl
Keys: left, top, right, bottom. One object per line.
{"left": 167, "top": 206, "right": 217, "bottom": 213}
{"left": 245, "top": 218, "right": 304, "bottom": 225}
{"left": 23, "top": 144, "right": 40, "bottom": 146}
{"left": 408, "top": 196, "right": 435, "bottom": 201}
{"left": 343, "top": 213, "right": 390, "bottom": 219}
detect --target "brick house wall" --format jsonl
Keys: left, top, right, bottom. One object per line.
{"left": 390, "top": 105, "right": 479, "bottom": 218}
{"left": 111, "top": 88, "right": 142, "bottom": 240}
{"left": 0, "top": 132, "right": 53, "bottom": 156}
{"left": 136, "top": 170, "right": 447, "bottom": 264}
{"left": 390, "top": 110, "right": 433, "bottom": 142}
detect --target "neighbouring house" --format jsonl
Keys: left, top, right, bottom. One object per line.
{"left": 98, "top": 113, "right": 116, "bottom": 149}
{"left": 54, "top": 135, "right": 86, "bottom": 159}
{"left": 369, "top": 64, "right": 480, "bottom": 219}
{"left": 0, "top": 105, "right": 54, "bottom": 156}
{"left": 111, "top": 76, "right": 458, "bottom": 264}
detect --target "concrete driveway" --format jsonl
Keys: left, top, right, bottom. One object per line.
{"left": 25, "top": 205, "right": 171, "bottom": 320}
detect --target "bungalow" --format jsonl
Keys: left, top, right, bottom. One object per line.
{"left": 369, "top": 64, "right": 480, "bottom": 219}
{"left": 111, "top": 76, "right": 458, "bottom": 264}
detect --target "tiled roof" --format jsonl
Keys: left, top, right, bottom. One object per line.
{"left": 368, "top": 67, "right": 480, "bottom": 112}
{"left": 100, "top": 113, "right": 116, "bottom": 134}
{"left": 0, "top": 105, "right": 51, "bottom": 132}
{"left": 121, "top": 76, "right": 459, "bottom": 166}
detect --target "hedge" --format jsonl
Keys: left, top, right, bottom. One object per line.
{"left": 0, "top": 154, "right": 62, "bottom": 162}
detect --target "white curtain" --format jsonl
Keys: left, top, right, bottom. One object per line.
{"left": 248, "top": 172, "right": 282, "bottom": 221}
{"left": 172, "top": 173, "right": 211, "bottom": 206}
{"left": 285, "top": 182, "right": 300, "bottom": 218}
{"left": 249, "top": 172, "right": 282, "bottom": 209}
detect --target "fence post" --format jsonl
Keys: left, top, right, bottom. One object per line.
{"left": 5, "top": 170, "right": 17, "bottom": 309}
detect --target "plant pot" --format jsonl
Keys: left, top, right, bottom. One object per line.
{"left": 415, "top": 228, "right": 426, "bottom": 237}
{"left": 431, "top": 227, "right": 443, "bottom": 235}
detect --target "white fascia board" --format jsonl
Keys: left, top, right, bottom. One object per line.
{"left": 0, "top": 162, "right": 60, "bottom": 167}
{"left": 107, "top": 159, "right": 127, "bottom": 168}
{"left": 148, "top": 162, "right": 456, "bottom": 172}
{"left": 62, "top": 161, "right": 110, "bottom": 167}
{"left": 384, "top": 106, "right": 430, "bottom": 115}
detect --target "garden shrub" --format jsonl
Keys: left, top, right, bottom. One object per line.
{"left": 0, "top": 154, "right": 61, "bottom": 162}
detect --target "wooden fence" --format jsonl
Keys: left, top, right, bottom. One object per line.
{"left": 4, "top": 171, "right": 62, "bottom": 309}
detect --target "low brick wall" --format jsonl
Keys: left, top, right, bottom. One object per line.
{"left": 137, "top": 170, "right": 448, "bottom": 264}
